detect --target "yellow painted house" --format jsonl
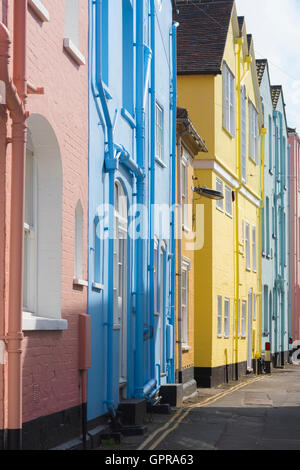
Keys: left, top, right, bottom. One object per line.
{"left": 175, "top": 107, "right": 208, "bottom": 398}
{"left": 175, "top": 0, "right": 265, "bottom": 386}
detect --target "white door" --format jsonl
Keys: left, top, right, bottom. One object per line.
{"left": 114, "top": 182, "right": 128, "bottom": 392}
{"left": 247, "top": 289, "right": 253, "bottom": 370}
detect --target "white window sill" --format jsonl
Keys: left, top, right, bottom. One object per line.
{"left": 63, "top": 38, "right": 86, "bottom": 66}
{"left": 28, "top": 0, "right": 50, "bottom": 22}
{"left": 73, "top": 278, "right": 88, "bottom": 287}
{"left": 182, "top": 225, "right": 191, "bottom": 233}
{"left": 216, "top": 206, "right": 224, "bottom": 213}
{"left": 92, "top": 282, "right": 104, "bottom": 291}
{"left": 22, "top": 312, "right": 68, "bottom": 331}
{"left": 182, "top": 344, "right": 192, "bottom": 352}
{"left": 225, "top": 212, "right": 233, "bottom": 219}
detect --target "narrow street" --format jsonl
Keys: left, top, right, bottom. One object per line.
{"left": 130, "top": 364, "right": 300, "bottom": 451}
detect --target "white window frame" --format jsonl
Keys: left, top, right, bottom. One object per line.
{"left": 28, "top": 0, "right": 50, "bottom": 22}
{"left": 249, "top": 101, "right": 259, "bottom": 164}
{"left": 252, "top": 225, "right": 257, "bottom": 272}
{"left": 63, "top": 0, "right": 86, "bottom": 66}
{"left": 241, "top": 85, "right": 247, "bottom": 182}
{"left": 224, "top": 298, "right": 230, "bottom": 338}
{"left": 225, "top": 185, "right": 232, "bottom": 217}
{"left": 182, "top": 149, "right": 190, "bottom": 230}
{"left": 23, "top": 145, "right": 37, "bottom": 315}
{"left": 216, "top": 178, "right": 224, "bottom": 212}
{"left": 154, "top": 237, "right": 159, "bottom": 316}
{"left": 217, "top": 295, "right": 223, "bottom": 337}
{"left": 241, "top": 300, "right": 247, "bottom": 337}
{"left": 182, "top": 258, "right": 191, "bottom": 347}
{"left": 245, "top": 221, "right": 251, "bottom": 270}
{"left": 159, "top": 241, "right": 166, "bottom": 369}
{"left": 155, "top": 103, "right": 164, "bottom": 162}
{"left": 222, "top": 62, "right": 235, "bottom": 137}
{"left": 74, "top": 200, "right": 84, "bottom": 282}
{"left": 253, "top": 293, "right": 256, "bottom": 321}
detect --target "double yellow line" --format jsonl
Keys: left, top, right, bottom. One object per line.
{"left": 138, "top": 376, "right": 266, "bottom": 450}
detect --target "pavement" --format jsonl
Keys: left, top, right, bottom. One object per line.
{"left": 97, "top": 364, "right": 300, "bottom": 451}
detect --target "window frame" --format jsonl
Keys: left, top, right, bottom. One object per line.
{"left": 245, "top": 221, "right": 251, "bottom": 270}
{"left": 241, "top": 300, "right": 247, "bottom": 338}
{"left": 225, "top": 185, "right": 233, "bottom": 217}
{"left": 216, "top": 178, "right": 224, "bottom": 212}
{"left": 217, "top": 295, "right": 223, "bottom": 337}
{"left": 182, "top": 258, "right": 191, "bottom": 347}
{"left": 222, "top": 62, "right": 235, "bottom": 137}
{"left": 249, "top": 101, "right": 259, "bottom": 164}
{"left": 155, "top": 102, "right": 164, "bottom": 163}
{"left": 224, "top": 298, "right": 230, "bottom": 338}
{"left": 252, "top": 225, "right": 257, "bottom": 272}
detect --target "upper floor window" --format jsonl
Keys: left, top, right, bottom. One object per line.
{"left": 245, "top": 221, "right": 250, "bottom": 270}
{"left": 268, "top": 115, "right": 272, "bottom": 172}
{"left": 122, "top": 0, "right": 134, "bottom": 115}
{"left": 249, "top": 102, "right": 259, "bottom": 163}
{"left": 241, "top": 86, "right": 247, "bottom": 182}
{"left": 241, "top": 300, "right": 247, "bottom": 337}
{"left": 182, "top": 149, "right": 190, "bottom": 229}
{"left": 65, "top": 0, "right": 79, "bottom": 47}
{"left": 216, "top": 178, "right": 224, "bottom": 212}
{"left": 155, "top": 103, "right": 164, "bottom": 161}
{"left": 252, "top": 225, "right": 257, "bottom": 272}
{"left": 182, "top": 259, "right": 191, "bottom": 346}
{"left": 224, "top": 298, "right": 230, "bottom": 338}
{"left": 74, "top": 200, "right": 83, "bottom": 281}
{"left": 225, "top": 185, "right": 232, "bottom": 217}
{"left": 222, "top": 63, "right": 235, "bottom": 137}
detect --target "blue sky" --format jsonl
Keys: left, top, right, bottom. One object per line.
{"left": 236, "top": 0, "right": 300, "bottom": 132}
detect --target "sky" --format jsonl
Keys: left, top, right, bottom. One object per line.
{"left": 235, "top": 0, "right": 300, "bottom": 132}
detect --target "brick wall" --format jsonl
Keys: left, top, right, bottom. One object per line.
{"left": 1, "top": 0, "right": 89, "bottom": 431}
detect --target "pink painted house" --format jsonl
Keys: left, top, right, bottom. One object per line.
{"left": 289, "top": 127, "right": 300, "bottom": 345}
{"left": 0, "top": 0, "right": 89, "bottom": 449}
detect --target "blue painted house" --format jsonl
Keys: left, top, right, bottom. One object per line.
{"left": 257, "top": 59, "right": 291, "bottom": 366}
{"left": 88, "top": 0, "right": 177, "bottom": 425}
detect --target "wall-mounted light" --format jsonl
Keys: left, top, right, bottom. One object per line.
{"left": 193, "top": 185, "right": 224, "bottom": 200}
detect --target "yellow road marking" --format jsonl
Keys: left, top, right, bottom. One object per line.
{"left": 139, "top": 375, "right": 267, "bottom": 451}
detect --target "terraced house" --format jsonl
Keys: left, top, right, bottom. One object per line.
{"left": 175, "top": 0, "right": 264, "bottom": 386}
{"left": 257, "top": 59, "right": 291, "bottom": 367}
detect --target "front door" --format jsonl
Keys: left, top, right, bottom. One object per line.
{"left": 247, "top": 289, "right": 253, "bottom": 370}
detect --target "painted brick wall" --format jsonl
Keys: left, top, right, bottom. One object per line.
{"left": 1, "top": 0, "right": 89, "bottom": 431}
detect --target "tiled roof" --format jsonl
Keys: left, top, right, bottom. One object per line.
{"left": 237, "top": 16, "right": 244, "bottom": 33}
{"left": 175, "top": 0, "right": 235, "bottom": 75}
{"left": 256, "top": 59, "right": 267, "bottom": 86}
{"left": 271, "top": 85, "right": 282, "bottom": 110}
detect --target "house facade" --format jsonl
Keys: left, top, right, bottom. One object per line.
{"left": 88, "top": 0, "right": 176, "bottom": 425}
{"left": 257, "top": 59, "right": 291, "bottom": 367}
{"left": 175, "top": 107, "right": 208, "bottom": 399}
{"left": 175, "top": 0, "right": 264, "bottom": 387}
{"left": 289, "top": 128, "right": 300, "bottom": 346}
{"left": 0, "top": 0, "right": 89, "bottom": 450}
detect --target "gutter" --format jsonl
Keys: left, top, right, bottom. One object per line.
{"left": 0, "top": 0, "right": 27, "bottom": 450}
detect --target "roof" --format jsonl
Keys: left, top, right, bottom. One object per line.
{"left": 271, "top": 85, "right": 282, "bottom": 110}
{"left": 177, "top": 107, "right": 208, "bottom": 154}
{"left": 237, "top": 16, "right": 244, "bottom": 33}
{"left": 175, "top": 0, "right": 235, "bottom": 75}
{"left": 256, "top": 59, "right": 267, "bottom": 86}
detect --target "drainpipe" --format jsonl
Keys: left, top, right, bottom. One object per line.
{"left": 288, "top": 144, "right": 292, "bottom": 348}
{"left": 149, "top": 0, "right": 156, "bottom": 383}
{"left": 135, "top": 0, "right": 146, "bottom": 399}
{"left": 0, "top": 0, "right": 27, "bottom": 450}
{"left": 273, "top": 110, "right": 279, "bottom": 359}
{"left": 259, "top": 128, "right": 267, "bottom": 359}
{"left": 169, "top": 21, "right": 179, "bottom": 384}
{"left": 94, "top": 0, "right": 116, "bottom": 414}
{"left": 279, "top": 112, "right": 285, "bottom": 364}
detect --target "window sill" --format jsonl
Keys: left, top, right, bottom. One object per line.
{"left": 121, "top": 108, "right": 136, "bottom": 128}
{"left": 216, "top": 206, "right": 224, "bottom": 213}
{"left": 182, "top": 225, "right": 191, "bottom": 233}
{"left": 222, "top": 126, "right": 234, "bottom": 139}
{"left": 73, "top": 278, "right": 88, "bottom": 287}
{"left": 22, "top": 312, "right": 68, "bottom": 331}
{"left": 249, "top": 156, "right": 258, "bottom": 166}
{"left": 92, "top": 282, "right": 104, "bottom": 292}
{"left": 63, "top": 38, "right": 86, "bottom": 66}
{"left": 246, "top": 267, "right": 251, "bottom": 272}
{"left": 225, "top": 212, "right": 233, "bottom": 219}
{"left": 28, "top": 0, "right": 50, "bottom": 22}
{"left": 155, "top": 156, "right": 167, "bottom": 168}
{"left": 182, "top": 344, "right": 192, "bottom": 352}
